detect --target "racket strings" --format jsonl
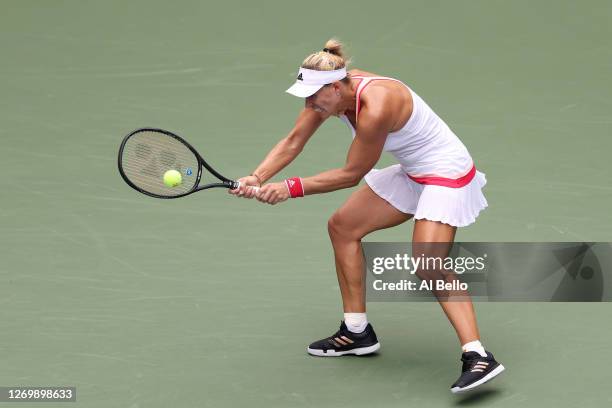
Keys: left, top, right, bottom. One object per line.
{"left": 120, "top": 130, "right": 199, "bottom": 197}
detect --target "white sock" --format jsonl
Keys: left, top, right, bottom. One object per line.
{"left": 462, "top": 340, "right": 487, "bottom": 357}
{"left": 344, "top": 312, "right": 368, "bottom": 333}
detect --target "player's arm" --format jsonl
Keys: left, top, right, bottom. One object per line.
{"left": 252, "top": 107, "right": 324, "bottom": 183}
{"left": 256, "top": 96, "right": 395, "bottom": 204}
{"left": 301, "top": 109, "right": 390, "bottom": 194}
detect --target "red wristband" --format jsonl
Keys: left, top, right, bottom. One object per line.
{"left": 284, "top": 177, "right": 304, "bottom": 198}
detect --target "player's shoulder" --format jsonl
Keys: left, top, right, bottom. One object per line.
{"left": 350, "top": 69, "right": 393, "bottom": 94}
{"left": 351, "top": 69, "right": 397, "bottom": 123}
{"left": 353, "top": 69, "right": 406, "bottom": 103}
{"left": 359, "top": 78, "right": 394, "bottom": 105}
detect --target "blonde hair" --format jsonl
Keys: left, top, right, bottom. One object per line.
{"left": 301, "top": 38, "right": 351, "bottom": 73}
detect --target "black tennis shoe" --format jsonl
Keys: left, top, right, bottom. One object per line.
{"left": 450, "top": 350, "right": 505, "bottom": 393}
{"left": 307, "top": 321, "right": 380, "bottom": 357}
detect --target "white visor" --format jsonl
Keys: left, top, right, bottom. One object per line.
{"left": 285, "top": 67, "right": 347, "bottom": 98}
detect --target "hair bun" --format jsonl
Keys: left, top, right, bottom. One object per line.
{"left": 300, "top": 38, "right": 350, "bottom": 71}
{"left": 321, "top": 38, "right": 345, "bottom": 59}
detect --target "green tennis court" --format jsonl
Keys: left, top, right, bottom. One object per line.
{"left": 1, "top": 1, "right": 611, "bottom": 406}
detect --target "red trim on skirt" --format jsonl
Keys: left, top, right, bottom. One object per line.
{"left": 407, "top": 164, "right": 476, "bottom": 188}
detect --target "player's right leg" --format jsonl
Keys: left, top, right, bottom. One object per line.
{"left": 307, "top": 185, "right": 412, "bottom": 356}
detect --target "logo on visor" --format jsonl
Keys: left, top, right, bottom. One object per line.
{"left": 297, "top": 73, "right": 303, "bottom": 81}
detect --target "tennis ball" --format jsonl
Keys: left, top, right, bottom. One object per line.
{"left": 163, "top": 169, "right": 182, "bottom": 187}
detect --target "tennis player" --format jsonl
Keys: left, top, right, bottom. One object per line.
{"left": 230, "top": 39, "right": 504, "bottom": 393}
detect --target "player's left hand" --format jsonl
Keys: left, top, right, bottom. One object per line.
{"left": 255, "top": 182, "right": 290, "bottom": 205}
{"left": 229, "top": 175, "right": 260, "bottom": 199}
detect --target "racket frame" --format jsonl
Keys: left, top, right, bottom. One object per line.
{"left": 118, "top": 127, "right": 239, "bottom": 199}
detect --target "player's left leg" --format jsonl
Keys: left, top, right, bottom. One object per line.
{"left": 412, "top": 219, "right": 505, "bottom": 393}
{"left": 412, "top": 220, "right": 480, "bottom": 343}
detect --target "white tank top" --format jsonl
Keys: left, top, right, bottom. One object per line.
{"left": 339, "top": 76, "right": 476, "bottom": 188}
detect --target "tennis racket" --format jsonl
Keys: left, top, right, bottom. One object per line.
{"left": 117, "top": 127, "right": 259, "bottom": 199}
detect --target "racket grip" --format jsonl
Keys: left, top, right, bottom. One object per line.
{"left": 233, "top": 181, "right": 260, "bottom": 193}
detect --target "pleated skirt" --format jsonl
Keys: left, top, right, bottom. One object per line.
{"left": 364, "top": 164, "right": 488, "bottom": 227}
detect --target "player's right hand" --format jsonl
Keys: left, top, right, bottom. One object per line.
{"left": 229, "top": 175, "right": 261, "bottom": 199}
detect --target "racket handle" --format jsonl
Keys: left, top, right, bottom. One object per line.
{"left": 233, "top": 181, "right": 260, "bottom": 193}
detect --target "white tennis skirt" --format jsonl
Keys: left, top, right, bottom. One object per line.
{"left": 364, "top": 164, "right": 488, "bottom": 227}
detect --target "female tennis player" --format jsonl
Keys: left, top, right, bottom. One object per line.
{"left": 230, "top": 39, "right": 504, "bottom": 393}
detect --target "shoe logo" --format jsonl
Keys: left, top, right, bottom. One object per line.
{"left": 297, "top": 73, "right": 303, "bottom": 81}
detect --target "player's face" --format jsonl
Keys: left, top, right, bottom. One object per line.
{"left": 305, "top": 84, "right": 342, "bottom": 116}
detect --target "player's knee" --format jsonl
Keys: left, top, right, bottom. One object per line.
{"left": 414, "top": 268, "right": 438, "bottom": 282}
{"left": 327, "top": 213, "right": 342, "bottom": 237}
{"left": 328, "top": 212, "right": 358, "bottom": 241}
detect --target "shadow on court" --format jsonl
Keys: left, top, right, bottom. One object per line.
{"left": 454, "top": 388, "right": 504, "bottom": 406}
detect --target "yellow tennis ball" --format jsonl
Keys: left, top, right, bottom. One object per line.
{"left": 163, "top": 169, "right": 182, "bottom": 187}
